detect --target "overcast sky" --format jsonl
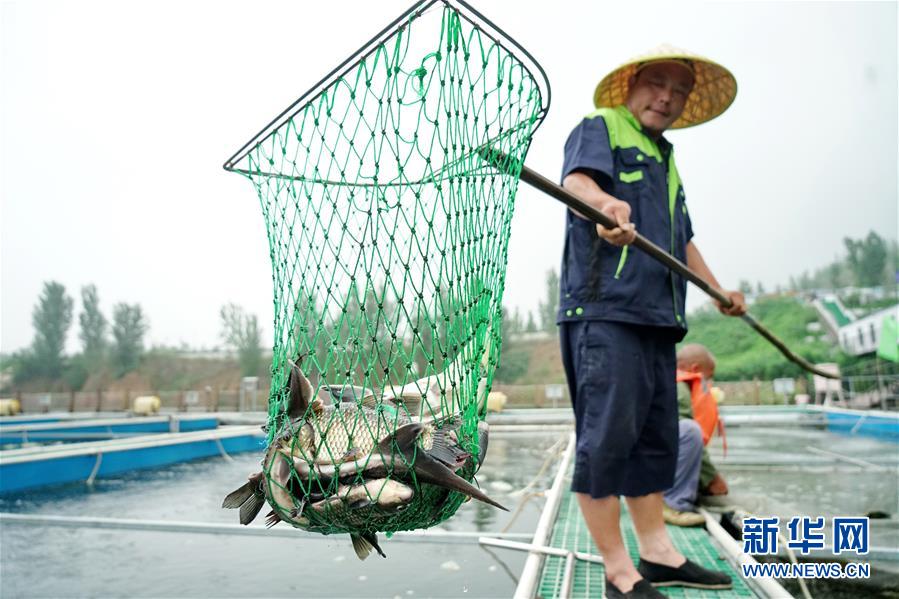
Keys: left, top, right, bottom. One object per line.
{"left": 2, "top": 0, "right": 896, "bottom": 355}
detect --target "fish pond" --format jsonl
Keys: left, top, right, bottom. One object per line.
{"left": 2, "top": 418, "right": 897, "bottom": 598}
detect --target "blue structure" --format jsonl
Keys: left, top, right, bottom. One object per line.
{"left": 0, "top": 426, "right": 265, "bottom": 494}
{"left": 821, "top": 407, "right": 899, "bottom": 442}
{"left": 0, "top": 416, "right": 218, "bottom": 445}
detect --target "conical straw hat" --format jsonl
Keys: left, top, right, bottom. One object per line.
{"left": 593, "top": 44, "right": 737, "bottom": 129}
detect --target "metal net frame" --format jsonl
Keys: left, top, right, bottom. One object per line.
{"left": 224, "top": 0, "right": 549, "bottom": 535}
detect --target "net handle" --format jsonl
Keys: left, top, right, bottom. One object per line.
{"left": 480, "top": 148, "right": 840, "bottom": 381}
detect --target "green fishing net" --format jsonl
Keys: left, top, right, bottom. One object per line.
{"left": 224, "top": 0, "right": 549, "bottom": 535}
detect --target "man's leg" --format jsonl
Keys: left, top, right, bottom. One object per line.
{"left": 624, "top": 492, "right": 686, "bottom": 567}
{"left": 576, "top": 493, "right": 643, "bottom": 591}
{"left": 663, "top": 419, "right": 704, "bottom": 514}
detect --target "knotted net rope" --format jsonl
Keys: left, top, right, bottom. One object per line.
{"left": 224, "top": 0, "right": 548, "bottom": 535}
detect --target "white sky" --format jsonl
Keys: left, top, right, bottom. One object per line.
{"left": 2, "top": 0, "right": 897, "bottom": 355}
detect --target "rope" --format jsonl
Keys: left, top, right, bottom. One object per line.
{"left": 499, "top": 432, "right": 567, "bottom": 534}
{"left": 778, "top": 532, "right": 814, "bottom": 599}
{"left": 86, "top": 453, "right": 103, "bottom": 486}
{"left": 214, "top": 438, "right": 234, "bottom": 462}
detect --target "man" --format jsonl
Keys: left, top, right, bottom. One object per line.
{"left": 663, "top": 344, "right": 729, "bottom": 527}
{"left": 558, "top": 45, "right": 747, "bottom": 598}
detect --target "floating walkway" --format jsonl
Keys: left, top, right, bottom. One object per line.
{"left": 483, "top": 432, "right": 791, "bottom": 598}
{"left": 0, "top": 425, "right": 264, "bottom": 494}
{"left": 810, "top": 405, "right": 899, "bottom": 441}
{"left": 0, "top": 415, "right": 218, "bottom": 445}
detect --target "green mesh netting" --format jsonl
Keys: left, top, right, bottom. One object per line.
{"left": 224, "top": 0, "right": 548, "bottom": 536}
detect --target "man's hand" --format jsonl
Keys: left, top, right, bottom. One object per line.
{"left": 596, "top": 198, "right": 636, "bottom": 246}
{"left": 702, "top": 473, "right": 729, "bottom": 496}
{"left": 714, "top": 290, "right": 747, "bottom": 316}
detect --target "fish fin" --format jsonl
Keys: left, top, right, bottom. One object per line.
{"left": 363, "top": 532, "right": 387, "bottom": 558}
{"left": 274, "top": 453, "right": 291, "bottom": 485}
{"left": 222, "top": 479, "right": 257, "bottom": 509}
{"left": 265, "top": 510, "right": 281, "bottom": 528}
{"left": 412, "top": 452, "right": 508, "bottom": 511}
{"left": 427, "top": 428, "right": 470, "bottom": 468}
{"left": 239, "top": 492, "right": 265, "bottom": 525}
{"left": 376, "top": 421, "right": 425, "bottom": 454}
{"left": 348, "top": 498, "right": 372, "bottom": 510}
{"left": 286, "top": 358, "right": 313, "bottom": 420}
{"left": 311, "top": 397, "right": 325, "bottom": 417}
{"left": 476, "top": 421, "right": 490, "bottom": 472}
{"left": 351, "top": 534, "right": 373, "bottom": 561}
{"left": 396, "top": 392, "right": 423, "bottom": 415}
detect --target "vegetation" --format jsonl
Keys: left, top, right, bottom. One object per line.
{"left": 5, "top": 231, "right": 894, "bottom": 391}
{"left": 786, "top": 231, "right": 897, "bottom": 295}
{"left": 220, "top": 303, "right": 263, "bottom": 377}
{"left": 29, "top": 281, "right": 74, "bottom": 380}
{"left": 111, "top": 303, "right": 149, "bottom": 377}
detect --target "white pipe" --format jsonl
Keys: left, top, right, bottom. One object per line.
{"left": 514, "top": 431, "right": 576, "bottom": 599}
{"left": 489, "top": 424, "right": 574, "bottom": 433}
{"left": 559, "top": 551, "right": 575, "bottom": 599}
{"left": 698, "top": 508, "right": 794, "bottom": 599}
{"left": 804, "top": 446, "right": 889, "bottom": 471}
{"left": 0, "top": 512, "right": 533, "bottom": 542}
{"left": 478, "top": 537, "right": 603, "bottom": 564}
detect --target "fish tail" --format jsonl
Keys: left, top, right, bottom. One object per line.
{"left": 351, "top": 534, "right": 373, "bottom": 560}
{"left": 239, "top": 492, "right": 265, "bottom": 525}
{"left": 413, "top": 453, "right": 508, "bottom": 511}
{"left": 222, "top": 479, "right": 256, "bottom": 509}
{"left": 351, "top": 533, "right": 386, "bottom": 560}
{"left": 363, "top": 532, "right": 387, "bottom": 558}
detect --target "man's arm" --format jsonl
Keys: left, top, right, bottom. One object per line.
{"left": 562, "top": 171, "right": 636, "bottom": 246}
{"left": 685, "top": 241, "right": 747, "bottom": 316}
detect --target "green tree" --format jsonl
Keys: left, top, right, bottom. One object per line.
{"left": 79, "top": 284, "right": 108, "bottom": 367}
{"left": 30, "top": 281, "right": 74, "bottom": 379}
{"left": 220, "top": 303, "right": 263, "bottom": 377}
{"left": 495, "top": 304, "right": 530, "bottom": 382}
{"left": 111, "top": 303, "right": 148, "bottom": 377}
{"left": 537, "top": 268, "right": 560, "bottom": 331}
{"left": 845, "top": 231, "right": 888, "bottom": 287}
{"left": 525, "top": 311, "right": 538, "bottom": 333}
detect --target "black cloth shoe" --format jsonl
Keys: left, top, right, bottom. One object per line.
{"left": 605, "top": 578, "right": 666, "bottom": 598}
{"left": 637, "top": 557, "right": 733, "bottom": 589}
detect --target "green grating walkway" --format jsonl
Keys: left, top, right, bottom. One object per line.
{"left": 537, "top": 491, "right": 756, "bottom": 598}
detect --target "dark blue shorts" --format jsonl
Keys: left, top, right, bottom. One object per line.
{"left": 560, "top": 320, "right": 678, "bottom": 498}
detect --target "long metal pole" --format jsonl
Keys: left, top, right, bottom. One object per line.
{"left": 483, "top": 149, "right": 838, "bottom": 380}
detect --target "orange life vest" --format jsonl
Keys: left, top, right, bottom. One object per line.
{"left": 676, "top": 369, "right": 726, "bottom": 453}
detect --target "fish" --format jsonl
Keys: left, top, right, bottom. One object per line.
{"left": 223, "top": 354, "right": 505, "bottom": 560}
{"left": 302, "top": 478, "right": 414, "bottom": 560}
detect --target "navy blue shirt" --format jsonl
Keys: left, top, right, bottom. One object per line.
{"left": 557, "top": 106, "right": 693, "bottom": 338}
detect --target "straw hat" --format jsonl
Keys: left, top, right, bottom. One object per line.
{"left": 593, "top": 44, "right": 737, "bottom": 129}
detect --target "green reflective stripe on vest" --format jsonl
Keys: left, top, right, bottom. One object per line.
{"left": 614, "top": 246, "right": 629, "bottom": 279}
{"left": 668, "top": 153, "right": 682, "bottom": 322}
{"left": 584, "top": 106, "right": 663, "bottom": 162}
{"left": 619, "top": 170, "right": 644, "bottom": 183}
